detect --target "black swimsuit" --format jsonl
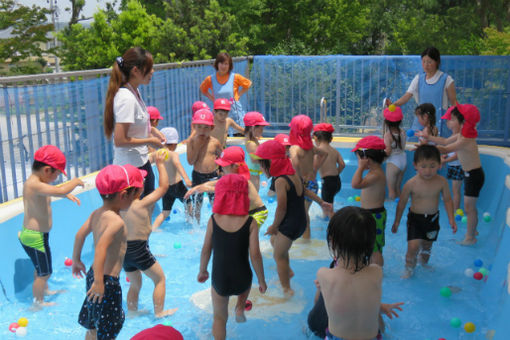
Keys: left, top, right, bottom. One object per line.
{"left": 277, "top": 175, "right": 306, "bottom": 241}
{"left": 211, "top": 215, "right": 253, "bottom": 296}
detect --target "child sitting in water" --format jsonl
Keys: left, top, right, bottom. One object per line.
{"left": 315, "top": 206, "right": 404, "bottom": 340}
{"left": 211, "top": 98, "right": 244, "bottom": 148}
{"left": 383, "top": 105, "right": 407, "bottom": 200}
{"left": 392, "top": 145, "right": 457, "bottom": 278}
{"left": 244, "top": 111, "right": 270, "bottom": 191}
{"left": 198, "top": 174, "right": 267, "bottom": 340}
{"left": 20, "top": 145, "right": 83, "bottom": 307}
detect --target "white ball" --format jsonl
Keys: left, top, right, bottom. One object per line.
{"left": 464, "top": 268, "right": 475, "bottom": 277}
{"left": 483, "top": 212, "right": 490, "bottom": 217}
{"left": 16, "top": 326, "right": 27, "bottom": 337}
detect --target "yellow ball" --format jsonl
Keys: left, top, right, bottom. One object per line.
{"left": 464, "top": 322, "right": 476, "bottom": 333}
{"left": 157, "top": 148, "right": 169, "bottom": 161}
{"left": 355, "top": 196, "right": 361, "bottom": 202}
{"left": 456, "top": 208, "right": 464, "bottom": 216}
{"left": 388, "top": 104, "right": 396, "bottom": 112}
{"left": 17, "top": 317, "right": 28, "bottom": 327}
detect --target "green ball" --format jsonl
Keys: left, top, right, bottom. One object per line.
{"left": 479, "top": 267, "right": 489, "bottom": 276}
{"left": 440, "top": 286, "right": 452, "bottom": 298}
{"left": 161, "top": 319, "right": 172, "bottom": 326}
{"left": 450, "top": 317, "right": 462, "bottom": 328}
{"left": 173, "top": 242, "right": 182, "bottom": 249}
{"left": 461, "top": 216, "right": 468, "bottom": 224}
{"left": 347, "top": 196, "right": 354, "bottom": 202}
{"left": 483, "top": 215, "right": 492, "bottom": 223}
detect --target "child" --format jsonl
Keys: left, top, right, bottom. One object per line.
{"left": 315, "top": 206, "right": 403, "bottom": 340}
{"left": 383, "top": 105, "right": 407, "bottom": 200}
{"left": 267, "top": 134, "right": 292, "bottom": 197}
{"left": 313, "top": 123, "right": 345, "bottom": 205}
{"left": 121, "top": 157, "right": 178, "bottom": 318}
{"left": 417, "top": 104, "right": 483, "bottom": 245}
{"left": 152, "top": 127, "right": 193, "bottom": 231}
{"left": 73, "top": 164, "right": 142, "bottom": 339}
{"left": 442, "top": 151, "right": 463, "bottom": 212}
{"left": 288, "top": 114, "right": 328, "bottom": 240}
{"left": 185, "top": 146, "right": 269, "bottom": 229}
{"left": 20, "top": 145, "right": 84, "bottom": 307}
{"left": 415, "top": 103, "right": 438, "bottom": 143}
{"left": 391, "top": 145, "right": 457, "bottom": 278}
{"left": 147, "top": 106, "right": 166, "bottom": 153}
{"left": 186, "top": 109, "right": 223, "bottom": 223}
{"left": 254, "top": 140, "right": 330, "bottom": 296}
{"left": 183, "top": 101, "right": 210, "bottom": 144}
{"left": 244, "top": 111, "right": 270, "bottom": 191}
{"left": 351, "top": 136, "right": 387, "bottom": 266}
{"left": 197, "top": 174, "right": 267, "bottom": 340}
{"left": 211, "top": 98, "right": 244, "bottom": 147}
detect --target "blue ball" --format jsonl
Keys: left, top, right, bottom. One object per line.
{"left": 455, "top": 214, "right": 462, "bottom": 221}
{"left": 173, "top": 209, "right": 178, "bottom": 214}
{"left": 474, "top": 259, "right": 483, "bottom": 267}
{"left": 406, "top": 129, "right": 415, "bottom": 137}
{"left": 165, "top": 216, "right": 171, "bottom": 221}
{"left": 268, "top": 197, "right": 275, "bottom": 203}
{"left": 395, "top": 198, "right": 399, "bottom": 203}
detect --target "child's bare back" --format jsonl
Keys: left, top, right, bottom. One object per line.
{"left": 317, "top": 143, "right": 344, "bottom": 178}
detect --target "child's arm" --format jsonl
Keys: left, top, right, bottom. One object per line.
{"left": 336, "top": 150, "right": 346, "bottom": 174}
{"left": 391, "top": 180, "right": 412, "bottom": 233}
{"left": 184, "top": 180, "right": 218, "bottom": 200}
{"left": 313, "top": 146, "right": 328, "bottom": 173}
{"left": 34, "top": 177, "right": 84, "bottom": 199}
{"left": 351, "top": 157, "right": 373, "bottom": 189}
{"left": 265, "top": 178, "right": 288, "bottom": 236}
{"left": 72, "top": 215, "right": 93, "bottom": 278}
{"left": 171, "top": 152, "right": 192, "bottom": 187}
{"left": 442, "top": 152, "right": 457, "bottom": 164}
{"left": 380, "top": 302, "right": 404, "bottom": 319}
{"left": 435, "top": 135, "right": 470, "bottom": 154}
{"left": 227, "top": 118, "right": 244, "bottom": 134}
{"left": 138, "top": 152, "right": 169, "bottom": 208}
{"left": 441, "top": 177, "right": 457, "bottom": 233}
{"left": 197, "top": 217, "right": 214, "bottom": 283}
{"left": 304, "top": 188, "right": 333, "bottom": 217}
{"left": 248, "top": 218, "right": 267, "bottom": 293}
{"left": 150, "top": 126, "right": 166, "bottom": 143}
{"left": 416, "top": 130, "right": 457, "bottom": 146}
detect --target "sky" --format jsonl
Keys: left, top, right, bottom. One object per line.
{"left": 18, "top": 0, "right": 119, "bottom": 23}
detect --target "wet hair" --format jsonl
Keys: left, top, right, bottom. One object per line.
{"left": 313, "top": 131, "right": 333, "bottom": 143}
{"left": 450, "top": 107, "right": 464, "bottom": 124}
{"left": 214, "top": 52, "right": 233, "bottom": 72}
{"left": 327, "top": 206, "right": 376, "bottom": 273}
{"left": 104, "top": 47, "right": 154, "bottom": 139}
{"left": 258, "top": 159, "right": 271, "bottom": 174}
{"left": 413, "top": 144, "right": 441, "bottom": 164}
{"left": 415, "top": 103, "right": 438, "bottom": 136}
{"left": 99, "top": 186, "right": 138, "bottom": 202}
{"left": 421, "top": 46, "right": 441, "bottom": 68}
{"left": 244, "top": 126, "right": 260, "bottom": 144}
{"left": 383, "top": 119, "right": 403, "bottom": 149}
{"left": 32, "top": 160, "right": 57, "bottom": 173}
{"left": 355, "top": 148, "right": 386, "bottom": 164}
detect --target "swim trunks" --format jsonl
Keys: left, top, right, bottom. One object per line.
{"left": 464, "top": 167, "right": 484, "bottom": 197}
{"left": 407, "top": 210, "right": 440, "bottom": 242}
{"left": 123, "top": 240, "right": 157, "bottom": 272}
{"left": 78, "top": 269, "right": 124, "bottom": 340}
{"left": 304, "top": 179, "right": 319, "bottom": 202}
{"left": 277, "top": 175, "right": 306, "bottom": 240}
{"left": 162, "top": 180, "right": 187, "bottom": 211}
{"left": 325, "top": 329, "right": 382, "bottom": 340}
{"left": 366, "top": 207, "right": 386, "bottom": 253}
{"left": 19, "top": 226, "right": 52, "bottom": 277}
{"left": 211, "top": 215, "right": 253, "bottom": 296}
{"left": 321, "top": 175, "right": 341, "bottom": 203}
{"left": 189, "top": 169, "right": 218, "bottom": 205}
{"left": 248, "top": 205, "right": 268, "bottom": 228}
{"left": 447, "top": 165, "right": 464, "bottom": 181}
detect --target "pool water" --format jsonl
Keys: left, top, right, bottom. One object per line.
{"left": 0, "top": 146, "right": 507, "bottom": 339}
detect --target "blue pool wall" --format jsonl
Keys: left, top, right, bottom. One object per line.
{"left": 0, "top": 141, "right": 509, "bottom": 337}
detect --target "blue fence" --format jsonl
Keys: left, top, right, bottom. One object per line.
{"left": 1, "top": 55, "right": 509, "bottom": 202}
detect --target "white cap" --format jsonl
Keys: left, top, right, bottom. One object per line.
{"left": 161, "top": 127, "right": 179, "bottom": 144}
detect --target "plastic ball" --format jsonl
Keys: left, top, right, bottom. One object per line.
{"left": 9, "top": 322, "right": 19, "bottom": 333}
{"left": 440, "top": 287, "right": 452, "bottom": 298}
{"left": 395, "top": 197, "right": 399, "bottom": 203}
{"left": 268, "top": 197, "right": 275, "bottom": 203}
{"left": 388, "top": 104, "right": 396, "bottom": 112}
{"left": 483, "top": 214, "right": 492, "bottom": 223}
{"left": 64, "top": 258, "right": 73, "bottom": 266}
{"left": 464, "top": 322, "right": 476, "bottom": 333}
{"left": 479, "top": 267, "right": 489, "bottom": 276}
{"left": 347, "top": 196, "right": 354, "bottom": 202}
{"left": 473, "top": 272, "right": 483, "bottom": 280}
{"left": 455, "top": 214, "right": 462, "bottom": 222}
{"left": 474, "top": 259, "right": 483, "bottom": 267}
{"left": 245, "top": 299, "right": 253, "bottom": 311}
{"left": 261, "top": 181, "right": 267, "bottom": 187}
{"left": 15, "top": 326, "right": 27, "bottom": 337}
{"left": 450, "top": 317, "right": 462, "bottom": 328}
{"left": 126, "top": 277, "right": 130, "bottom": 283}
{"left": 464, "top": 268, "right": 475, "bottom": 277}
{"left": 355, "top": 196, "right": 361, "bottom": 202}
{"left": 165, "top": 216, "right": 171, "bottom": 221}
{"left": 207, "top": 203, "right": 211, "bottom": 209}
{"left": 173, "top": 242, "right": 182, "bottom": 249}
{"left": 483, "top": 211, "right": 490, "bottom": 217}
{"left": 17, "top": 318, "right": 28, "bottom": 328}
{"left": 157, "top": 148, "right": 170, "bottom": 161}
{"left": 161, "top": 319, "right": 172, "bottom": 326}
{"left": 456, "top": 208, "right": 464, "bottom": 216}
{"left": 406, "top": 130, "right": 415, "bottom": 137}
{"left": 173, "top": 209, "right": 178, "bottom": 214}
{"left": 461, "top": 216, "right": 468, "bottom": 224}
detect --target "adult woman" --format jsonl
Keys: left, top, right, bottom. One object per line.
{"left": 200, "top": 52, "right": 252, "bottom": 127}
{"left": 389, "top": 47, "right": 457, "bottom": 136}
{"left": 104, "top": 47, "right": 163, "bottom": 198}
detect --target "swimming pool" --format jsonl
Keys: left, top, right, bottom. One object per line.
{"left": 0, "top": 139, "right": 509, "bottom": 339}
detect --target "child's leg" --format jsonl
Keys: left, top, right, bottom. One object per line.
{"left": 451, "top": 179, "right": 462, "bottom": 212}
{"left": 302, "top": 200, "right": 312, "bottom": 239}
{"left": 418, "top": 240, "right": 433, "bottom": 265}
{"left": 403, "top": 240, "right": 421, "bottom": 278}
{"left": 211, "top": 287, "right": 229, "bottom": 340}
{"left": 33, "top": 272, "right": 55, "bottom": 305}
{"left": 396, "top": 168, "right": 405, "bottom": 198}
{"left": 385, "top": 163, "right": 400, "bottom": 200}
{"left": 152, "top": 210, "right": 171, "bottom": 231}
{"left": 126, "top": 270, "right": 142, "bottom": 311}
{"left": 462, "top": 196, "right": 479, "bottom": 245}
{"left": 250, "top": 174, "right": 260, "bottom": 191}
{"left": 235, "top": 287, "right": 251, "bottom": 323}
{"left": 144, "top": 261, "right": 178, "bottom": 318}
{"left": 85, "top": 329, "right": 97, "bottom": 340}
{"left": 272, "top": 233, "right": 294, "bottom": 295}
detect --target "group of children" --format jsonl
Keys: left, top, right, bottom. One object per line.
{"left": 18, "top": 95, "right": 485, "bottom": 339}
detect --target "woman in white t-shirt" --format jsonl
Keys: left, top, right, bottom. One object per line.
{"left": 104, "top": 47, "right": 163, "bottom": 197}
{"left": 388, "top": 47, "right": 457, "bottom": 137}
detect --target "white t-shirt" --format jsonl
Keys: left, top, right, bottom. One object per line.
{"left": 406, "top": 71, "right": 454, "bottom": 110}
{"left": 112, "top": 87, "right": 150, "bottom": 167}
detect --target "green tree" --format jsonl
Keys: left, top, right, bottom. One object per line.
{"left": 480, "top": 27, "right": 510, "bottom": 55}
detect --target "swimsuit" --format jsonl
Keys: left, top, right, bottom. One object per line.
{"left": 162, "top": 180, "right": 187, "bottom": 211}
{"left": 307, "top": 260, "right": 336, "bottom": 339}
{"left": 321, "top": 175, "right": 341, "bottom": 204}
{"left": 326, "top": 329, "right": 382, "bottom": 340}
{"left": 78, "top": 269, "right": 124, "bottom": 340}
{"left": 386, "top": 131, "right": 407, "bottom": 171}
{"left": 407, "top": 210, "right": 440, "bottom": 242}
{"left": 305, "top": 179, "right": 319, "bottom": 202}
{"left": 189, "top": 169, "right": 218, "bottom": 205}
{"left": 211, "top": 215, "right": 253, "bottom": 296}
{"left": 123, "top": 240, "right": 157, "bottom": 272}
{"left": 19, "top": 226, "right": 52, "bottom": 277}
{"left": 139, "top": 161, "right": 155, "bottom": 199}
{"left": 248, "top": 205, "right": 268, "bottom": 228}
{"left": 277, "top": 175, "right": 306, "bottom": 241}
{"left": 447, "top": 165, "right": 464, "bottom": 181}
{"left": 245, "top": 141, "right": 262, "bottom": 175}
{"left": 464, "top": 167, "right": 484, "bottom": 197}
{"left": 366, "top": 207, "right": 386, "bottom": 253}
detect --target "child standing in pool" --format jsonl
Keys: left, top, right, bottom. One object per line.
{"left": 183, "top": 101, "right": 210, "bottom": 144}
{"left": 383, "top": 106, "right": 407, "bottom": 200}
{"left": 20, "top": 145, "right": 83, "bottom": 307}
{"left": 244, "top": 111, "right": 270, "bottom": 191}
{"left": 417, "top": 104, "right": 483, "bottom": 245}
{"left": 351, "top": 136, "right": 387, "bottom": 266}
{"left": 392, "top": 145, "right": 457, "bottom": 278}
{"left": 415, "top": 103, "right": 438, "bottom": 144}
{"left": 73, "top": 164, "right": 141, "bottom": 339}
{"left": 198, "top": 174, "right": 267, "bottom": 340}
{"left": 211, "top": 98, "right": 244, "bottom": 148}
